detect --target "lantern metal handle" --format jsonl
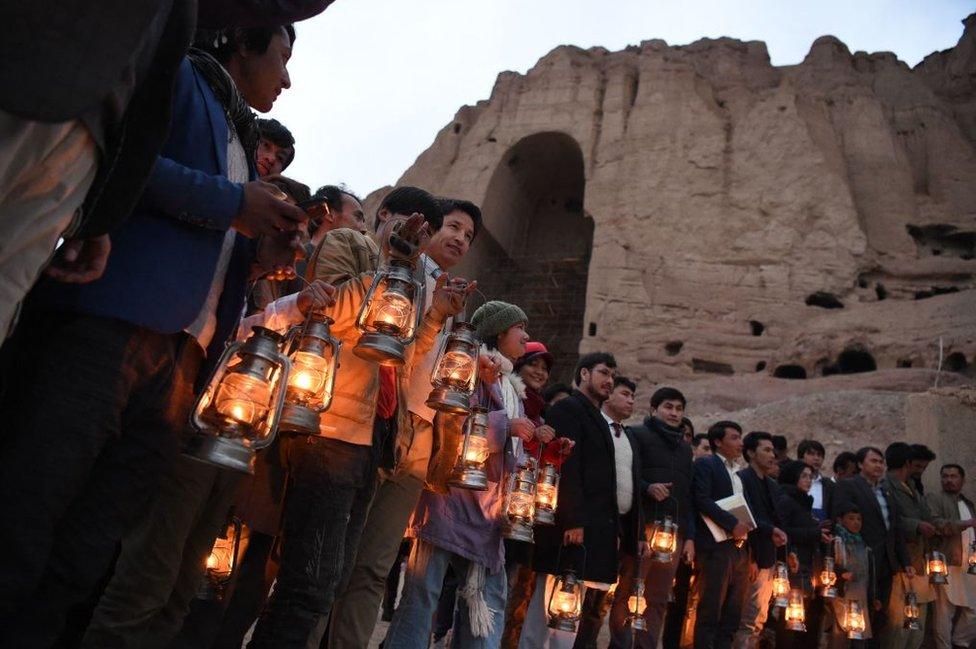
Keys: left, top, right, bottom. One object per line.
{"left": 191, "top": 340, "right": 244, "bottom": 432}
{"left": 556, "top": 541, "right": 587, "bottom": 578}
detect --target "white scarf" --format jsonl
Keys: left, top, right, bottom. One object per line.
{"left": 481, "top": 345, "right": 525, "bottom": 419}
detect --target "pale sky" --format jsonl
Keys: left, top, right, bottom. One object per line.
{"left": 271, "top": 0, "right": 971, "bottom": 199}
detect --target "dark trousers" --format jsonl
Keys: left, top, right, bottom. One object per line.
{"left": 247, "top": 434, "right": 376, "bottom": 649}
{"left": 867, "top": 561, "right": 893, "bottom": 649}
{"left": 774, "top": 594, "right": 824, "bottom": 649}
{"left": 692, "top": 543, "right": 750, "bottom": 649}
{"left": 209, "top": 531, "right": 279, "bottom": 649}
{"left": 0, "top": 310, "right": 199, "bottom": 647}
{"left": 662, "top": 560, "right": 693, "bottom": 649}
{"left": 383, "top": 539, "right": 412, "bottom": 620}
{"left": 609, "top": 547, "right": 682, "bottom": 649}
{"left": 573, "top": 587, "right": 613, "bottom": 649}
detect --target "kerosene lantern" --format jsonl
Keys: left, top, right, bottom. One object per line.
{"left": 448, "top": 406, "right": 490, "bottom": 490}
{"left": 534, "top": 462, "right": 560, "bottom": 525}
{"left": 903, "top": 590, "right": 921, "bottom": 630}
{"left": 199, "top": 518, "right": 244, "bottom": 601}
{"left": 927, "top": 550, "right": 949, "bottom": 585}
{"left": 627, "top": 562, "right": 648, "bottom": 632}
{"left": 845, "top": 600, "right": 866, "bottom": 639}
{"left": 649, "top": 515, "right": 679, "bottom": 563}
{"left": 186, "top": 327, "right": 291, "bottom": 473}
{"left": 819, "top": 555, "right": 839, "bottom": 598}
{"left": 547, "top": 569, "right": 584, "bottom": 632}
{"left": 353, "top": 258, "right": 424, "bottom": 366}
{"left": 426, "top": 320, "right": 479, "bottom": 414}
{"left": 968, "top": 540, "right": 976, "bottom": 575}
{"left": 503, "top": 459, "right": 538, "bottom": 543}
{"left": 772, "top": 561, "right": 791, "bottom": 608}
{"left": 279, "top": 313, "right": 340, "bottom": 435}
{"left": 784, "top": 590, "right": 807, "bottom": 632}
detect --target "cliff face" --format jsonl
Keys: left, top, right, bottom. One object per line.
{"left": 369, "top": 15, "right": 976, "bottom": 391}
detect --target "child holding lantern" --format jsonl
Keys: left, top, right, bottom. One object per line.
{"left": 824, "top": 505, "right": 879, "bottom": 648}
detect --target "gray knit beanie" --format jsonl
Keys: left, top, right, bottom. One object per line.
{"left": 470, "top": 301, "right": 528, "bottom": 341}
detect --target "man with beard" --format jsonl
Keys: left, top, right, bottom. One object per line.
{"left": 609, "top": 386, "right": 695, "bottom": 648}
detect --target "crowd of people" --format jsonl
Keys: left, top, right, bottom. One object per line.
{"left": 0, "top": 4, "right": 974, "bottom": 649}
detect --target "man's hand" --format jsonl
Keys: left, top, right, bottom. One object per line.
{"left": 646, "top": 482, "right": 673, "bottom": 502}
{"left": 917, "top": 521, "right": 937, "bottom": 539}
{"left": 429, "top": 274, "right": 477, "bottom": 320}
{"left": 296, "top": 280, "right": 336, "bottom": 315}
{"left": 234, "top": 181, "right": 306, "bottom": 238}
{"left": 45, "top": 234, "right": 111, "bottom": 283}
{"left": 682, "top": 539, "right": 695, "bottom": 564}
{"left": 788, "top": 551, "right": 800, "bottom": 574}
{"left": 478, "top": 353, "right": 501, "bottom": 386}
{"left": 555, "top": 438, "right": 576, "bottom": 457}
{"left": 509, "top": 418, "right": 535, "bottom": 443}
{"left": 564, "top": 527, "right": 584, "bottom": 545}
{"left": 749, "top": 561, "right": 759, "bottom": 582}
{"left": 904, "top": 566, "right": 916, "bottom": 579}
{"left": 820, "top": 528, "right": 833, "bottom": 545}
{"left": 253, "top": 230, "right": 307, "bottom": 281}
{"left": 732, "top": 522, "right": 750, "bottom": 541}
{"left": 386, "top": 213, "right": 430, "bottom": 260}
{"left": 534, "top": 424, "right": 556, "bottom": 445}
{"left": 772, "top": 527, "right": 788, "bottom": 548}
{"left": 638, "top": 541, "right": 649, "bottom": 559}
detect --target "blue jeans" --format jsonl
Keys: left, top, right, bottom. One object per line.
{"left": 385, "top": 539, "right": 507, "bottom": 649}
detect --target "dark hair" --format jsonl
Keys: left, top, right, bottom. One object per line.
{"left": 855, "top": 446, "right": 884, "bottom": 466}
{"left": 837, "top": 503, "right": 861, "bottom": 518}
{"left": 691, "top": 433, "right": 709, "bottom": 449}
{"left": 193, "top": 25, "right": 296, "bottom": 65}
{"left": 833, "top": 451, "right": 857, "bottom": 474}
{"left": 771, "top": 435, "right": 787, "bottom": 452}
{"left": 256, "top": 118, "right": 296, "bottom": 168}
{"left": 436, "top": 198, "right": 482, "bottom": 241}
{"left": 797, "top": 439, "right": 826, "bottom": 459}
{"left": 574, "top": 352, "right": 617, "bottom": 386}
{"left": 707, "top": 420, "right": 742, "bottom": 446}
{"left": 264, "top": 175, "right": 310, "bottom": 203}
{"left": 541, "top": 383, "right": 572, "bottom": 404}
{"left": 909, "top": 444, "right": 936, "bottom": 462}
{"left": 884, "top": 442, "right": 913, "bottom": 470}
{"left": 682, "top": 417, "right": 695, "bottom": 436}
{"left": 743, "top": 431, "right": 774, "bottom": 462}
{"left": 377, "top": 186, "right": 442, "bottom": 232}
{"left": 313, "top": 184, "right": 362, "bottom": 214}
{"left": 778, "top": 459, "right": 811, "bottom": 486}
{"left": 613, "top": 376, "right": 636, "bottom": 393}
{"left": 650, "top": 386, "right": 686, "bottom": 410}
{"left": 941, "top": 463, "right": 966, "bottom": 478}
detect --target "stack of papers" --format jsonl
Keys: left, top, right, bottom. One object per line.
{"left": 702, "top": 493, "right": 756, "bottom": 542}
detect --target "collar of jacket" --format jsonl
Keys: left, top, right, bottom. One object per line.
{"left": 644, "top": 416, "right": 682, "bottom": 448}
{"left": 782, "top": 484, "right": 813, "bottom": 509}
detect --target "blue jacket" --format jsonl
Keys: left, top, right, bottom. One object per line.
{"left": 692, "top": 454, "right": 738, "bottom": 551}
{"left": 31, "top": 57, "right": 254, "bottom": 359}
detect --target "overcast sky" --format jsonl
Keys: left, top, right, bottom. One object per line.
{"left": 271, "top": 0, "right": 971, "bottom": 199}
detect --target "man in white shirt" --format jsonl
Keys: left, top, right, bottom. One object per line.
{"left": 797, "top": 438, "right": 833, "bottom": 522}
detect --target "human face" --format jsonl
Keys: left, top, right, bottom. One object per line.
{"left": 841, "top": 511, "right": 863, "bottom": 535}
{"left": 255, "top": 137, "right": 291, "bottom": 177}
{"left": 519, "top": 356, "right": 550, "bottom": 392}
{"left": 333, "top": 194, "right": 366, "bottom": 232}
{"left": 713, "top": 427, "right": 743, "bottom": 461}
{"left": 692, "top": 439, "right": 712, "bottom": 460}
{"left": 835, "top": 461, "right": 857, "bottom": 481}
{"left": 580, "top": 363, "right": 615, "bottom": 404}
{"left": 797, "top": 466, "right": 813, "bottom": 492}
{"left": 605, "top": 384, "right": 635, "bottom": 422}
{"left": 859, "top": 450, "right": 886, "bottom": 483}
{"left": 941, "top": 467, "right": 964, "bottom": 494}
{"left": 801, "top": 450, "right": 824, "bottom": 474}
{"left": 425, "top": 211, "right": 474, "bottom": 270}
{"left": 908, "top": 459, "right": 930, "bottom": 480}
{"left": 231, "top": 29, "right": 292, "bottom": 113}
{"left": 653, "top": 398, "right": 685, "bottom": 429}
{"left": 750, "top": 439, "right": 777, "bottom": 476}
{"left": 497, "top": 323, "right": 529, "bottom": 362}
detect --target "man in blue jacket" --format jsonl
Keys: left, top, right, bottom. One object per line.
{"left": 0, "top": 24, "right": 305, "bottom": 646}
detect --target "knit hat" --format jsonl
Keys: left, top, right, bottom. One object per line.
{"left": 515, "top": 341, "right": 554, "bottom": 372}
{"left": 470, "top": 300, "right": 527, "bottom": 341}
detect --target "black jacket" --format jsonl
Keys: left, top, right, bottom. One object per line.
{"left": 832, "top": 474, "right": 911, "bottom": 573}
{"left": 533, "top": 391, "right": 642, "bottom": 584}
{"left": 776, "top": 485, "right": 821, "bottom": 576}
{"left": 739, "top": 466, "right": 782, "bottom": 569}
{"left": 692, "top": 454, "right": 738, "bottom": 552}
{"left": 631, "top": 416, "right": 695, "bottom": 539}
{"left": 813, "top": 474, "right": 835, "bottom": 521}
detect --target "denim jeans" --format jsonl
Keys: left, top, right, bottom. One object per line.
{"left": 246, "top": 434, "right": 375, "bottom": 649}
{"left": 385, "top": 538, "right": 507, "bottom": 649}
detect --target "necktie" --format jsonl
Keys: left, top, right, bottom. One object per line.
{"left": 612, "top": 422, "right": 623, "bottom": 437}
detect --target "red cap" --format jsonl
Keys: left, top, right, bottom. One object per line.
{"left": 516, "top": 341, "right": 555, "bottom": 370}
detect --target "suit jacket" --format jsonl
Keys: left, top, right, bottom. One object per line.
{"left": 31, "top": 57, "right": 253, "bottom": 343}
{"left": 738, "top": 466, "right": 782, "bottom": 569}
{"left": 832, "top": 474, "right": 911, "bottom": 573}
{"left": 885, "top": 473, "right": 935, "bottom": 572}
{"left": 533, "top": 390, "right": 642, "bottom": 584}
{"left": 692, "top": 454, "right": 739, "bottom": 552}
{"left": 811, "top": 474, "right": 835, "bottom": 521}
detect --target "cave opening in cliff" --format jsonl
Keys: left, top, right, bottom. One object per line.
{"left": 470, "top": 131, "right": 591, "bottom": 383}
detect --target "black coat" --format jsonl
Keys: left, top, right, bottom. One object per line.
{"left": 692, "top": 454, "right": 738, "bottom": 552}
{"left": 813, "top": 474, "right": 835, "bottom": 521}
{"left": 630, "top": 416, "right": 695, "bottom": 539}
{"left": 533, "top": 391, "right": 642, "bottom": 584}
{"left": 832, "top": 474, "right": 911, "bottom": 572}
{"left": 776, "top": 485, "right": 822, "bottom": 577}
{"left": 739, "top": 466, "right": 783, "bottom": 569}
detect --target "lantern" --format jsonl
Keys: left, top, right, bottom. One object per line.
{"left": 448, "top": 406, "right": 490, "bottom": 490}
{"left": 927, "top": 550, "right": 949, "bottom": 585}
{"left": 784, "top": 589, "right": 806, "bottom": 632}
{"left": 819, "top": 556, "right": 838, "bottom": 598}
{"left": 279, "top": 313, "right": 340, "bottom": 435}
{"left": 844, "top": 599, "right": 866, "bottom": 640}
{"left": 534, "top": 462, "right": 560, "bottom": 525}
{"left": 198, "top": 518, "right": 244, "bottom": 601}
{"left": 903, "top": 590, "right": 921, "bottom": 631}
{"left": 426, "top": 320, "right": 479, "bottom": 414}
{"left": 771, "top": 561, "right": 791, "bottom": 608}
{"left": 547, "top": 569, "right": 584, "bottom": 632}
{"left": 649, "top": 515, "right": 679, "bottom": 563}
{"left": 627, "top": 565, "right": 648, "bottom": 631}
{"left": 968, "top": 540, "right": 976, "bottom": 575}
{"left": 353, "top": 259, "right": 424, "bottom": 366}
{"left": 186, "top": 327, "right": 290, "bottom": 474}
{"left": 503, "top": 461, "right": 538, "bottom": 543}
